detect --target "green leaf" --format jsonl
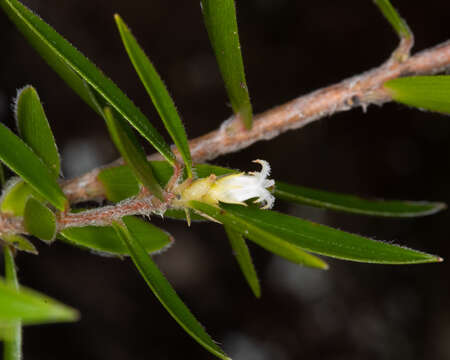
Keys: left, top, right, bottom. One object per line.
{"left": 60, "top": 216, "right": 171, "bottom": 256}
{"left": 3, "top": 247, "right": 21, "bottom": 359}
{"left": 3, "top": 248, "right": 18, "bottom": 289}
{"left": 97, "top": 165, "right": 204, "bottom": 221}
{"left": 114, "top": 218, "right": 229, "bottom": 360}
{"left": 0, "top": 279, "right": 78, "bottom": 326}
{"left": 0, "top": 0, "right": 175, "bottom": 165}
{"left": 103, "top": 107, "right": 163, "bottom": 200}
{"left": 97, "top": 162, "right": 232, "bottom": 203}
{"left": 164, "top": 209, "right": 207, "bottom": 222}
{"left": 201, "top": 0, "right": 253, "bottom": 128}
{"left": 0, "top": 3, "right": 99, "bottom": 115}
{"left": 0, "top": 123, "right": 67, "bottom": 211}
{"left": 23, "top": 197, "right": 56, "bottom": 242}
{"left": 15, "top": 85, "right": 60, "bottom": 177}
{"left": 384, "top": 75, "right": 450, "bottom": 114}
{"left": 189, "top": 201, "right": 328, "bottom": 269}
{"left": 373, "top": 0, "right": 411, "bottom": 39}
{"left": 275, "top": 181, "right": 446, "bottom": 217}
{"left": 220, "top": 203, "right": 442, "bottom": 264}
{"left": 115, "top": 15, "right": 193, "bottom": 177}
{"left": 224, "top": 225, "right": 260, "bottom": 298}
{"left": 1, "top": 179, "right": 46, "bottom": 217}
{"left": 2, "top": 234, "right": 37, "bottom": 255}
{"left": 97, "top": 165, "right": 140, "bottom": 203}
{"left": 1, "top": 179, "right": 33, "bottom": 217}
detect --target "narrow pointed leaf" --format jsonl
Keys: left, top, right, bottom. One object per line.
{"left": 104, "top": 107, "right": 163, "bottom": 199}
{"left": 114, "top": 218, "right": 229, "bottom": 360}
{"left": 0, "top": 279, "right": 78, "bottom": 325}
{"left": 384, "top": 75, "right": 450, "bottom": 114}
{"left": 0, "top": 4, "right": 99, "bottom": 114}
{"left": 2, "top": 234, "right": 37, "bottom": 255}
{"left": 60, "top": 216, "right": 171, "bottom": 256}
{"left": 3, "top": 248, "right": 18, "bottom": 289}
{"left": 189, "top": 201, "right": 328, "bottom": 269}
{"left": 221, "top": 203, "right": 442, "bottom": 264}
{"left": 0, "top": 0, "right": 175, "bottom": 165}
{"left": 188, "top": 164, "right": 446, "bottom": 217}
{"left": 201, "top": 0, "right": 253, "bottom": 128}
{"left": 3, "top": 247, "right": 21, "bottom": 359}
{"left": 15, "top": 85, "right": 60, "bottom": 177}
{"left": 24, "top": 198, "right": 56, "bottom": 242}
{"left": 115, "top": 15, "right": 193, "bottom": 177}
{"left": 224, "top": 225, "right": 260, "bottom": 298}
{"left": 373, "top": 0, "right": 411, "bottom": 39}
{"left": 275, "top": 181, "right": 446, "bottom": 217}
{"left": 0, "top": 123, "right": 67, "bottom": 211}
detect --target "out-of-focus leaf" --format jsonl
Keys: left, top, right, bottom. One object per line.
{"left": 0, "top": 0, "right": 175, "bottom": 165}
{"left": 115, "top": 15, "right": 193, "bottom": 177}
{"left": 0, "top": 123, "right": 67, "bottom": 211}
{"left": 104, "top": 107, "right": 163, "bottom": 200}
{"left": 0, "top": 279, "right": 78, "bottom": 326}
{"left": 97, "top": 166, "right": 140, "bottom": 203}
{"left": 23, "top": 198, "right": 56, "bottom": 242}
{"left": 60, "top": 216, "right": 171, "bottom": 256}
{"left": 2, "top": 234, "right": 37, "bottom": 255}
{"left": 373, "top": 0, "right": 411, "bottom": 39}
{"left": 384, "top": 75, "right": 450, "bottom": 114}
{"left": 189, "top": 201, "right": 328, "bottom": 269}
{"left": 1, "top": 180, "right": 34, "bottom": 217}
{"left": 201, "top": 0, "right": 253, "bottom": 128}
{"left": 2, "top": 247, "right": 21, "bottom": 359}
{"left": 114, "top": 218, "right": 229, "bottom": 360}
{"left": 15, "top": 85, "right": 60, "bottom": 177}
{"left": 275, "top": 181, "right": 446, "bottom": 217}
{"left": 224, "top": 225, "right": 260, "bottom": 298}
{"left": 220, "top": 203, "right": 442, "bottom": 264}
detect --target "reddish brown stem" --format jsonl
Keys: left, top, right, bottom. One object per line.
{"left": 63, "top": 40, "right": 450, "bottom": 205}
{"left": 2, "top": 39, "right": 450, "bottom": 236}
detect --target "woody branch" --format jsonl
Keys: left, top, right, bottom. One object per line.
{"left": 62, "top": 39, "right": 450, "bottom": 205}
{"left": 2, "top": 38, "right": 450, "bottom": 236}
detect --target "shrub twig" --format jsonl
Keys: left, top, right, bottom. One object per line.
{"left": 1, "top": 39, "right": 450, "bottom": 236}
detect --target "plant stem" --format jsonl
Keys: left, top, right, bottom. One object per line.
{"left": 62, "top": 39, "right": 450, "bottom": 204}
{"left": 3, "top": 247, "right": 22, "bottom": 360}
{"left": 1, "top": 39, "right": 450, "bottom": 235}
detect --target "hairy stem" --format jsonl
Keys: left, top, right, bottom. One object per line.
{"left": 63, "top": 39, "right": 450, "bottom": 205}
{"left": 1, "top": 39, "right": 450, "bottom": 235}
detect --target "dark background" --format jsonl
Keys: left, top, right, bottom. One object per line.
{"left": 1, "top": 0, "right": 450, "bottom": 359}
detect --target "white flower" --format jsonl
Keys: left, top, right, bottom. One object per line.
{"left": 177, "top": 159, "right": 275, "bottom": 209}
{"left": 205, "top": 160, "right": 275, "bottom": 209}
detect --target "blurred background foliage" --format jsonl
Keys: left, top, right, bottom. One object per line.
{"left": 1, "top": 0, "right": 450, "bottom": 359}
